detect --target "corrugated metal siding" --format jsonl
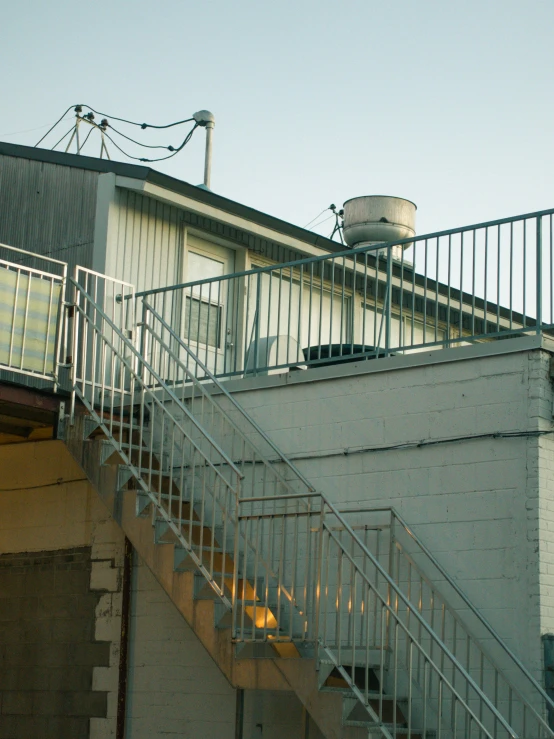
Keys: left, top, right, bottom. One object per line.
{"left": 108, "top": 189, "right": 182, "bottom": 292}
{"left": 0, "top": 154, "right": 98, "bottom": 275}
{"left": 0, "top": 155, "right": 98, "bottom": 390}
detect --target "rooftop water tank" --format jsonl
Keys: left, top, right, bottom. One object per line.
{"left": 343, "top": 196, "right": 416, "bottom": 255}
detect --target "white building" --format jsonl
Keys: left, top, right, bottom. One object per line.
{"left": 0, "top": 140, "right": 553, "bottom": 739}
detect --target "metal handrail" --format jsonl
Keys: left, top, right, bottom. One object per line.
{"left": 72, "top": 301, "right": 241, "bottom": 493}
{"left": 322, "top": 524, "right": 508, "bottom": 738}
{"left": 70, "top": 279, "right": 243, "bottom": 479}
{"left": 237, "top": 489, "right": 520, "bottom": 736}
{"left": 136, "top": 205, "right": 554, "bottom": 297}
{"left": 136, "top": 206, "right": 554, "bottom": 381}
{"left": 389, "top": 508, "right": 554, "bottom": 715}
{"left": 141, "top": 299, "right": 316, "bottom": 492}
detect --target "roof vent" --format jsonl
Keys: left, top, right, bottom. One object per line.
{"left": 343, "top": 196, "right": 417, "bottom": 257}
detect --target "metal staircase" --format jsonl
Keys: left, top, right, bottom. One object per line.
{"left": 61, "top": 267, "right": 554, "bottom": 739}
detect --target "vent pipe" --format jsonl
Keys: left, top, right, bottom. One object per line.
{"left": 193, "top": 110, "right": 215, "bottom": 189}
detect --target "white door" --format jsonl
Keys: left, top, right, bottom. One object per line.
{"left": 182, "top": 236, "right": 235, "bottom": 376}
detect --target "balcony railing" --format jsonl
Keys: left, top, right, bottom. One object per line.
{"left": 138, "top": 207, "right": 554, "bottom": 379}
{"left": 0, "top": 243, "right": 67, "bottom": 386}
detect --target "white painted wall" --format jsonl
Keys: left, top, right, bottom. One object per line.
{"left": 125, "top": 557, "right": 323, "bottom": 739}
{"left": 212, "top": 340, "right": 554, "bottom": 682}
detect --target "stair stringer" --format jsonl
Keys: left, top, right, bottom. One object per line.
{"left": 63, "top": 413, "right": 289, "bottom": 694}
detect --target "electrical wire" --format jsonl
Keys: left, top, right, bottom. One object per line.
{"left": 50, "top": 124, "right": 77, "bottom": 151}
{"left": 309, "top": 213, "right": 334, "bottom": 230}
{"left": 303, "top": 208, "right": 328, "bottom": 229}
{"left": 34, "top": 105, "right": 77, "bottom": 147}
{"left": 198, "top": 427, "right": 554, "bottom": 471}
{"left": 100, "top": 123, "right": 198, "bottom": 162}
{"left": 78, "top": 125, "right": 96, "bottom": 153}
{"left": 0, "top": 477, "right": 88, "bottom": 493}
{"left": 0, "top": 118, "right": 72, "bottom": 139}
{"left": 105, "top": 122, "right": 178, "bottom": 150}
{"left": 75, "top": 104, "right": 194, "bottom": 130}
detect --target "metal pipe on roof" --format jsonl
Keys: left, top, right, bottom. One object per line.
{"left": 193, "top": 110, "right": 215, "bottom": 189}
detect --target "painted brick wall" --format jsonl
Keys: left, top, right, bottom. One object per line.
{"left": 215, "top": 346, "right": 554, "bottom": 680}
{"left": 0, "top": 547, "right": 109, "bottom": 739}
{"left": 0, "top": 440, "right": 126, "bottom": 739}
{"left": 125, "top": 557, "right": 323, "bottom": 739}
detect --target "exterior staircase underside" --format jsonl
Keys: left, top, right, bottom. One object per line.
{"left": 64, "top": 408, "right": 360, "bottom": 739}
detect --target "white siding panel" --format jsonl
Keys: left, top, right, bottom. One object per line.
{"left": 107, "top": 189, "right": 182, "bottom": 293}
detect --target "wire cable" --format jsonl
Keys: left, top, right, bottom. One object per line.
{"left": 100, "top": 123, "right": 198, "bottom": 162}
{"left": 50, "top": 124, "right": 77, "bottom": 151}
{"left": 309, "top": 213, "right": 334, "bottom": 230}
{"left": 77, "top": 104, "right": 194, "bottom": 130}
{"left": 34, "top": 105, "right": 77, "bottom": 147}
{"left": 1, "top": 118, "right": 72, "bottom": 139}
{"left": 303, "top": 208, "right": 329, "bottom": 229}
{"left": 105, "top": 122, "right": 178, "bottom": 150}
{"left": 78, "top": 125, "right": 96, "bottom": 153}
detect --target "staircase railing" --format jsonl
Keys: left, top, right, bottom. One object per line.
{"left": 66, "top": 267, "right": 553, "bottom": 738}
{"left": 139, "top": 293, "right": 553, "bottom": 738}
{"left": 69, "top": 268, "right": 243, "bottom": 606}
{"left": 340, "top": 507, "right": 554, "bottom": 738}
{"left": 238, "top": 492, "right": 522, "bottom": 739}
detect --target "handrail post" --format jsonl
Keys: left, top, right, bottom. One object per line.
{"left": 537, "top": 216, "right": 543, "bottom": 332}
{"left": 232, "top": 481, "right": 241, "bottom": 641}
{"left": 314, "top": 501, "right": 325, "bottom": 667}
{"left": 254, "top": 273, "right": 261, "bottom": 376}
{"left": 385, "top": 246, "right": 392, "bottom": 355}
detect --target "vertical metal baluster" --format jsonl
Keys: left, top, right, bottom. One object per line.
{"left": 523, "top": 219, "right": 528, "bottom": 326}
{"left": 447, "top": 234, "right": 452, "bottom": 344}
{"left": 317, "top": 260, "right": 323, "bottom": 361}
{"left": 537, "top": 215, "right": 543, "bottom": 331}
{"left": 471, "top": 229, "right": 476, "bottom": 336}
{"left": 550, "top": 215, "right": 553, "bottom": 325}
{"left": 362, "top": 251, "right": 368, "bottom": 346}
{"left": 276, "top": 268, "right": 282, "bottom": 368}
{"left": 251, "top": 516, "right": 261, "bottom": 641}
{"left": 336, "top": 549, "right": 343, "bottom": 665}
{"left": 307, "top": 262, "right": 314, "bottom": 358}
{"left": 459, "top": 232, "right": 464, "bottom": 340}
{"left": 509, "top": 222, "right": 514, "bottom": 330}
{"left": 385, "top": 246, "right": 392, "bottom": 355}
{"left": 393, "top": 621, "right": 398, "bottom": 737}
{"left": 410, "top": 247, "right": 416, "bottom": 345}
{"left": 496, "top": 225, "right": 501, "bottom": 333}
{"left": 351, "top": 253, "right": 357, "bottom": 347}
{"left": 287, "top": 265, "right": 293, "bottom": 366}
{"left": 289, "top": 512, "right": 299, "bottom": 641}
{"left": 340, "top": 256, "right": 346, "bottom": 355}
{"left": 329, "top": 257, "right": 335, "bottom": 355}
{"left": 484, "top": 227, "right": 489, "bottom": 335}
{"left": 437, "top": 678, "right": 443, "bottom": 739}
{"left": 297, "top": 265, "right": 303, "bottom": 363}
{"left": 423, "top": 239, "right": 429, "bottom": 343}
{"left": 423, "top": 659, "right": 428, "bottom": 739}
{"left": 379, "top": 604, "right": 385, "bottom": 722}
{"left": 434, "top": 236, "right": 439, "bottom": 344}
{"left": 407, "top": 640, "right": 413, "bottom": 739}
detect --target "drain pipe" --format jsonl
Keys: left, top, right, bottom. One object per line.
{"left": 193, "top": 110, "right": 215, "bottom": 189}
{"left": 235, "top": 688, "right": 244, "bottom": 738}
{"left": 116, "top": 537, "right": 133, "bottom": 739}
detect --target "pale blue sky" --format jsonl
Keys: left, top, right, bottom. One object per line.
{"left": 2, "top": 0, "right": 553, "bottom": 238}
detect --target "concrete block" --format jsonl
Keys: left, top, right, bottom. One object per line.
{"left": 90, "top": 562, "right": 119, "bottom": 592}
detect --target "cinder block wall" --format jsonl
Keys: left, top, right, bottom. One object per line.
{"left": 0, "top": 440, "right": 124, "bottom": 739}
{"left": 217, "top": 344, "right": 554, "bottom": 679}
{"left": 0, "top": 547, "right": 109, "bottom": 739}
{"left": 125, "top": 557, "right": 323, "bottom": 739}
